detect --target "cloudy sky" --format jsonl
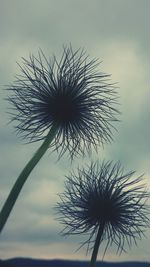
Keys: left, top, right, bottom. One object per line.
{"left": 0, "top": 0, "right": 150, "bottom": 262}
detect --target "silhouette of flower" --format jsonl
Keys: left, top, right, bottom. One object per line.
{"left": 8, "top": 46, "right": 119, "bottom": 158}
{"left": 56, "top": 161, "right": 150, "bottom": 261}
{"left": 1, "top": 46, "right": 120, "bottom": 235}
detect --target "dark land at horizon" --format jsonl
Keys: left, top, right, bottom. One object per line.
{"left": 0, "top": 258, "right": 149, "bottom": 267}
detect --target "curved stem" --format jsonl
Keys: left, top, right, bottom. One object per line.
{"left": 0, "top": 123, "right": 58, "bottom": 234}
{"left": 89, "top": 222, "right": 105, "bottom": 267}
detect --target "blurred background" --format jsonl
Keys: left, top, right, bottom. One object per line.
{"left": 0, "top": 0, "right": 150, "bottom": 262}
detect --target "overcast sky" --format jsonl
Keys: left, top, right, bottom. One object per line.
{"left": 0, "top": 0, "right": 150, "bottom": 262}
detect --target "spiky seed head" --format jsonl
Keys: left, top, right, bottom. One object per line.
{"left": 56, "top": 161, "right": 150, "bottom": 255}
{"left": 7, "top": 45, "right": 119, "bottom": 158}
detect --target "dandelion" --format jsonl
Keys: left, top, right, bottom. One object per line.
{"left": 56, "top": 161, "right": 150, "bottom": 267}
{"left": 0, "top": 46, "right": 119, "bottom": 233}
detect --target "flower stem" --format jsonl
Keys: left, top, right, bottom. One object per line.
{"left": 89, "top": 222, "right": 105, "bottom": 267}
{"left": 0, "top": 123, "right": 58, "bottom": 234}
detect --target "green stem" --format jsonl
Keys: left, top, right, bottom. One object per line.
{"left": 89, "top": 222, "right": 105, "bottom": 267}
{"left": 0, "top": 123, "right": 58, "bottom": 234}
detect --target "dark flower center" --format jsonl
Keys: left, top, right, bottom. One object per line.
{"left": 48, "top": 92, "right": 80, "bottom": 123}
{"left": 87, "top": 196, "right": 120, "bottom": 224}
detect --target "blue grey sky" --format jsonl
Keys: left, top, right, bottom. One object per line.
{"left": 0, "top": 0, "right": 150, "bottom": 262}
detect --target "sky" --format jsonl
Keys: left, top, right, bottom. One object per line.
{"left": 0, "top": 0, "right": 150, "bottom": 262}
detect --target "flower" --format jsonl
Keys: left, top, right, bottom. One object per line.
{"left": 56, "top": 161, "right": 150, "bottom": 256}
{"left": 7, "top": 45, "right": 119, "bottom": 158}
